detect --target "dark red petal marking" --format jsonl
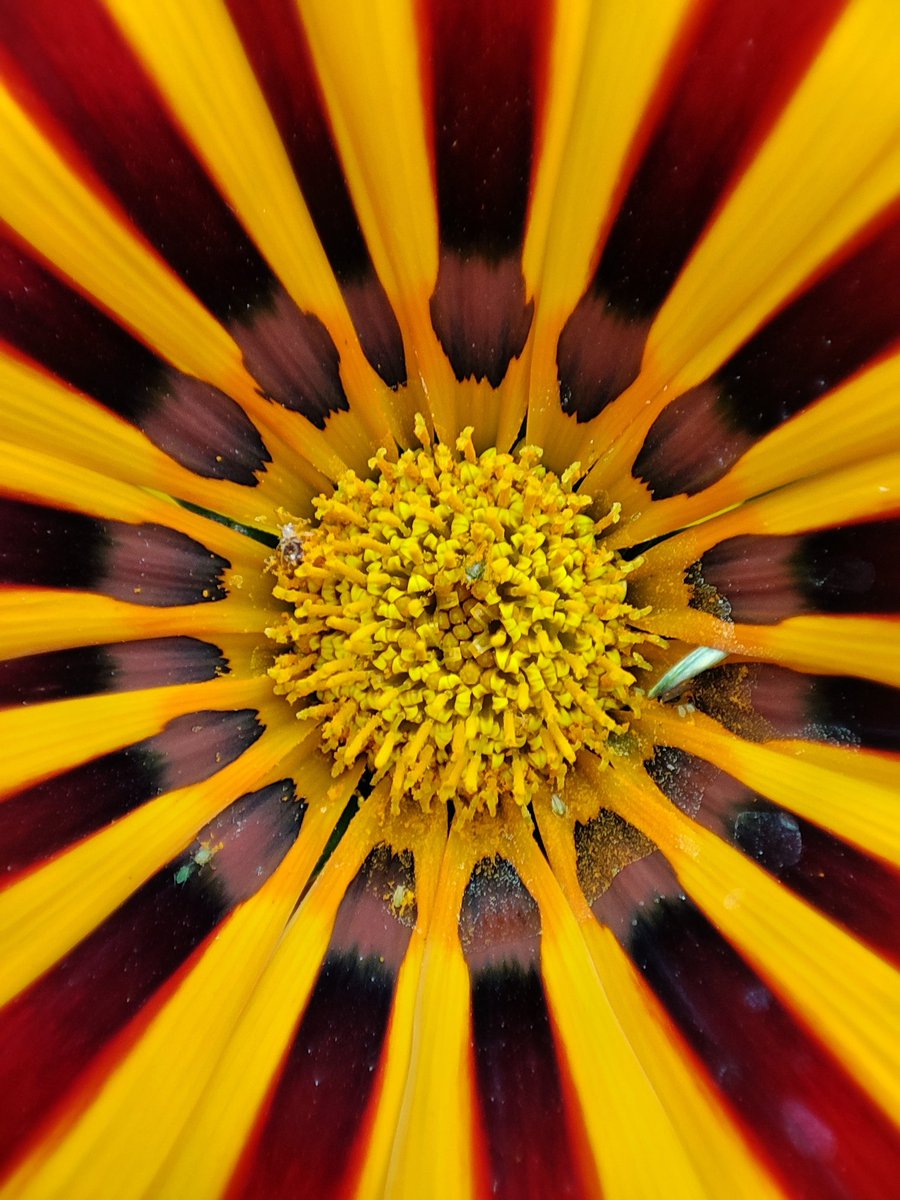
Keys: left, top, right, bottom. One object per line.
{"left": 690, "top": 663, "right": 900, "bottom": 753}
{"left": 0, "top": 710, "right": 262, "bottom": 879}
{"left": 226, "top": 0, "right": 407, "bottom": 388}
{"left": 420, "top": 0, "right": 549, "bottom": 385}
{"left": 0, "top": 230, "right": 271, "bottom": 484}
{"left": 229, "top": 848, "right": 416, "bottom": 1200}
{"left": 635, "top": 203, "right": 900, "bottom": 495}
{"left": 693, "top": 520, "right": 900, "bottom": 625}
{"left": 230, "top": 289, "right": 349, "bottom": 428}
{"left": 0, "top": 499, "right": 229, "bottom": 606}
{"left": 556, "top": 299, "right": 652, "bottom": 421}
{"left": 626, "top": 897, "right": 900, "bottom": 1200}
{"left": 0, "top": 637, "right": 225, "bottom": 707}
{"left": 558, "top": 0, "right": 847, "bottom": 422}
{"left": 460, "top": 858, "right": 587, "bottom": 1200}
{"left": 429, "top": 255, "right": 534, "bottom": 389}
{"left": 0, "top": 781, "right": 302, "bottom": 1175}
{"left": 645, "top": 748, "right": 900, "bottom": 967}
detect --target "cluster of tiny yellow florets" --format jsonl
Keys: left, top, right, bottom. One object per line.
{"left": 267, "top": 418, "right": 656, "bottom": 815}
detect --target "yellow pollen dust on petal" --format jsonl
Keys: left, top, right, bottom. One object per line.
{"left": 266, "top": 420, "right": 658, "bottom": 816}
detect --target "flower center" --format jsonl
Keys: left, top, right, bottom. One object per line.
{"left": 267, "top": 418, "right": 656, "bottom": 815}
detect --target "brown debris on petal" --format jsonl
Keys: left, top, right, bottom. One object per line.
{"left": 231, "top": 288, "right": 349, "bottom": 428}
{"left": 429, "top": 251, "right": 533, "bottom": 388}
{"left": 574, "top": 809, "right": 656, "bottom": 905}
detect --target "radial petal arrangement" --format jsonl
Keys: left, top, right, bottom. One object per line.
{"left": 0, "top": 2, "right": 898, "bottom": 1198}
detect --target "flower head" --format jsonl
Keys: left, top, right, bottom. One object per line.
{"left": 0, "top": 1, "right": 898, "bottom": 1197}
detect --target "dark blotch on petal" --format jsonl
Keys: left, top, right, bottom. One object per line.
{"left": 629, "top": 898, "right": 900, "bottom": 1200}
{"left": 645, "top": 748, "right": 900, "bottom": 966}
{"left": 459, "top": 855, "right": 540, "bottom": 972}
{"left": 232, "top": 289, "right": 349, "bottom": 429}
{"left": 471, "top": 963, "right": 588, "bottom": 1200}
{"left": 232, "top": 846, "right": 415, "bottom": 1198}
{"left": 0, "top": 637, "right": 225, "bottom": 707}
{"left": 0, "top": 710, "right": 261, "bottom": 877}
{"left": 103, "top": 522, "right": 230, "bottom": 607}
{"left": 0, "top": 500, "right": 229, "bottom": 607}
{"left": 687, "top": 534, "right": 802, "bottom": 625}
{"left": 0, "top": 780, "right": 300, "bottom": 1170}
{"left": 556, "top": 293, "right": 650, "bottom": 422}
{"left": 694, "top": 521, "right": 900, "bottom": 625}
{"left": 340, "top": 275, "right": 407, "bottom": 389}
{"left": 430, "top": 252, "right": 533, "bottom": 388}
{"left": 138, "top": 374, "right": 271, "bottom": 484}
{"left": 633, "top": 383, "right": 756, "bottom": 498}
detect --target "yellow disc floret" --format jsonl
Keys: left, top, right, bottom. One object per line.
{"left": 267, "top": 419, "right": 657, "bottom": 815}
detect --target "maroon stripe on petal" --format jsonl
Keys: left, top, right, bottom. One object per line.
{"left": 470, "top": 965, "right": 587, "bottom": 1200}
{"left": 103, "top": 522, "right": 230, "bottom": 607}
{"left": 0, "top": 780, "right": 302, "bottom": 1174}
{"left": 558, "top": 0, "right": 846, "bottom": 423}
{"left": 422, "top": 0, "right": 549, "bottom": 256}
{"left": 0, "top": 710, "right": 262, "bottom": 879}
{"left": 421, "top": 0, "right": 547, "bottom": 386}
{"left": 0, "top": 637, "right": 225, "bottom": 707}
{"left": 230, "top": 289, "right": 349, "bottom": 429}
{"left": 690, "top": 663, "right": 900, "bottom": 753}
{"left": 596, "top": 0, "right": 847, "bottom": 321}
{"left": 0, "top": 233, "right": 270, "bottom": 484}
{"left": 693, "top": 520, "right": 900, "bottom": 625}
{"left": 0, "top": 0, "right": 273, "bottom": 320}
{"left": 0, "top": 499, "right": 230, "bottom": 606}
{"left": 226, "top": 0, "right": 407, "bottom": 387}
{"left": 645, "top": 748, "right": 900, "bottom": 967}
{"left": 460, "top": 858, "right": 586, "bottom": 1200}
{"left": 635, "top": 204, "right": 900, "bottom": 496}
{"left": 230, "top": 847, "right": 416, "bottom": 1200}
{"left": 627, "top": 897, "right": 900, "bottom": 1200}
{"left": 429, "top": 253, "right": 534, "bottom": 388}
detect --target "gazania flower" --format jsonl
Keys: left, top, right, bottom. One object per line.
{"left": 0, "top": 0, "right": 898, "bottom": 1196}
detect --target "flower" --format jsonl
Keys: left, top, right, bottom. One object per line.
{"left": 0, "top": 0, "right": 898, "bottom": 1197}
